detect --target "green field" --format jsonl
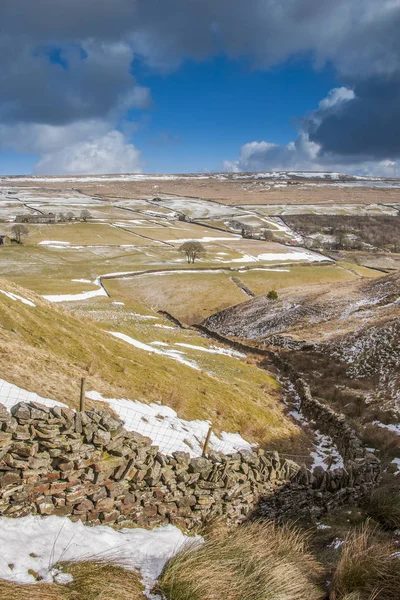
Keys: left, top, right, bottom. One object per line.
{"left": 104, "top": 271, "right": 248, "bottom": 324}
{"left": 25, "top": 222, "right": 150, "bottom": 246}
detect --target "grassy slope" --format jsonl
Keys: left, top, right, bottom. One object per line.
{"left": 240, "top": 264, "right": 358, "bottom": 295}
{"left": 105, "top": 273, "right": 248, "bottom": 324}
{"left": 0, "top": 278, "right": 298, "bottom": 448}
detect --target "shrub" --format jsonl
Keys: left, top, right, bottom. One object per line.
{"left": 330, "top": 524, "right": 400, "bottom": 600}
{"left": 157, "top": 520, "right": 324, "bottom": 600}
{"left": 267, "top": 289, "right": 279, "bottom": 301}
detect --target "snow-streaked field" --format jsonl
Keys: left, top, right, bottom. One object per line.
{"left": 241, "top": 203, "right": 400, "bottom": 216}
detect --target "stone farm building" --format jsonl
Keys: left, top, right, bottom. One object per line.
{"left": 0, "top": 235, "right": 11, "bottom": 246}
{"left": 15, "top": 213, "right": 57, "bottom": 224}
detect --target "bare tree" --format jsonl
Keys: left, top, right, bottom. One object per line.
{"left": 58, "top": 212, "right": 66, "bottom": 222}
{"left": 66, "top": 212, "right": 75, "bottom": 221}
{"left": 11, "top": 224, "right": 29, "bottom": 244}
{"left": 179, "top": 241, "right": 206, "bottom": 264}
{"left": 80, "top": 209, "right": 92, "bottom": 222}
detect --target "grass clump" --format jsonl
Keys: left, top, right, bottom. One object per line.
{"left": 156, "top": 520, "right": 324, "bottom": 600}
{"left": 366, "top": 478, "right": 400, "bottom": 529}
{"left": 0, "top": 560, "right": 145, "bottom": 600}
{"left": 329, "top": 524, "right": 400, "bottom": 600}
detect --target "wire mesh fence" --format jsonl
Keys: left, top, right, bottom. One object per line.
{"left": 95, "top": 395, "right": 251, "bottom": 457}
{"left": 0, "top": 379, "right": 65, "bottom": 411}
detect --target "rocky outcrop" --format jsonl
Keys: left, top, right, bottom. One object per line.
{"left": 0, "top": 400, "right": 381, "bottom": 529}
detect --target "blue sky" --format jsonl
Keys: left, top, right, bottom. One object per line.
{"left": 130, "top": 57, "right": 337, "bottom": 173}
{"left": 0, "top": 1, "right": 399, "bottom": 177}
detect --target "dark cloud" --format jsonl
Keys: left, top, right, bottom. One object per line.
{"left": 308, "top": 79, "right": 400, "bottom": 160}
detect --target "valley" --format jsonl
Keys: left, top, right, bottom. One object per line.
{"left": 0, "top": 170, "right": 399, "bottom": 599}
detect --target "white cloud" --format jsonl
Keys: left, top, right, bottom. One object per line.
{"left": 223, "top": 86, "right": 400, "bottom": 176}
{"left": 318, "top": 87, "right": 355, "bottom": 110}
{"left": 35, "top": 130, "right": 142, "bottom": 175}
{"left": 224, "top": 135, "right": 400, "bottom": 177}
{"left": 0, "top": 121, "right": 142, "bottom": 175}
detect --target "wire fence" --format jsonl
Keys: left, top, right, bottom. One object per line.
{"left": 92, "top": 395, "right": 252, "bottom": 457}
{"left": 0, "top": 379, "right": 66, "bottom": 411}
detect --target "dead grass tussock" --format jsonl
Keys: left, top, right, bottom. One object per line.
{"left": 0, "top": 581, "right": 66, "bottom": 600}
{"left": 157, "top": 520, "right": 324, "bottom": 600}
{"left": 0, "top": 560, "right": 145, "bottom": 600}
{"left": 330, "top": 524, "right": 400, "bottom": 600}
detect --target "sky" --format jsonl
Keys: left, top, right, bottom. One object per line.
{"left": 0, "top": 0, "right": 400, "bottom": 176}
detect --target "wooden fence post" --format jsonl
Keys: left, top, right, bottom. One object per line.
{"left": 202, "top": 426, "right": 213, "bottom": 457}
{"left": 79, "top": 377, "right": 86, "bottom": 412}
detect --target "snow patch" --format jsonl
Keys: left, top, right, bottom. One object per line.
{"left": 44, "top": 287, "right": 107, "bottom": 303}
{"left": 107, "top": 331, "right": 200, "bottom": 370}
{"left": 0, "top": 378, "right": 67, "bottom": 411}
{"left": 87, "top": 390, "right": 255, "bottom": 457}
{"left": 175, "top": 343, "right": 245, "bottom": 358}
{"left": 38, "top": 240, "right": 71, "bottom": 246}
{"left": 0, "top": 289, "right": 35, "bottom": 307}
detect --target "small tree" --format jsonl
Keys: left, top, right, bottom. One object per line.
{"left": 179, "top": 241, "right": 206, "bottom": 264}
{"left": 263, "top": 229, "right": 274, "bottom": 242}
{"left": 80, "top": 209, "right": 92, "bottom": 222}
{"left": 58, "top": 212, "right": 66, "bottom": 222}
{"left": 11, "top": 224, "right": 29, "bottom": 244}
{"left": 267, "top": 289, "right": 278, "bottom": 301}
{"left": 66, "top": 212, "right": 75, "bottom": 221}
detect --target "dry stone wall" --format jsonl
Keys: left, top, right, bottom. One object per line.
{"left": 0, "top": 399, "right": 380, "bottom": 528}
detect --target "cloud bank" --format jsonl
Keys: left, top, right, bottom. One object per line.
{"left": 1, "top": 0, "right": 400, "bottom": 174}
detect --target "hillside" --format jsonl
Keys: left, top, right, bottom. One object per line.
{"left": 204, "top": 271, "right": 400, "bottom": 343}
{"left": 0, "top": 277, "right": 299, "bottom": 449}
{"left": 204, "top": 272, "right": 400, "bottom": 461}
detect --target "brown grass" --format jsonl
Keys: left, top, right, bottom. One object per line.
{"left": 156, "top": 520, "right": 324, "bottom": 600}
{"left": 0, "top": 277, "right": 298, "bottom": 449}
{"left": 366, "top": 477, "right": 400, "bottom": 529}
{"left": 0, "top": 560, "right": 145, "bottom": 600}
{"left": 330, "top": 524, "right": 400, "bottom": 600}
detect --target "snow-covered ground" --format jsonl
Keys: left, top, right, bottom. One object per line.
{"left": 256, "top": 250, "right": 330, "bottom": 263}
{"left": 289, "top": 407, "right": 343, "bottom": 470}
{"left": 43, "top": 280, "right": 108, "bottom": 303}
{"left": 281, "top": 379, "right": 344, "bottom": 471}
{"left": 0, "top": 514, "right": 197, "bottom": 598}
{"left": 88, "top": 390, "right": 255, "bottom": 456}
